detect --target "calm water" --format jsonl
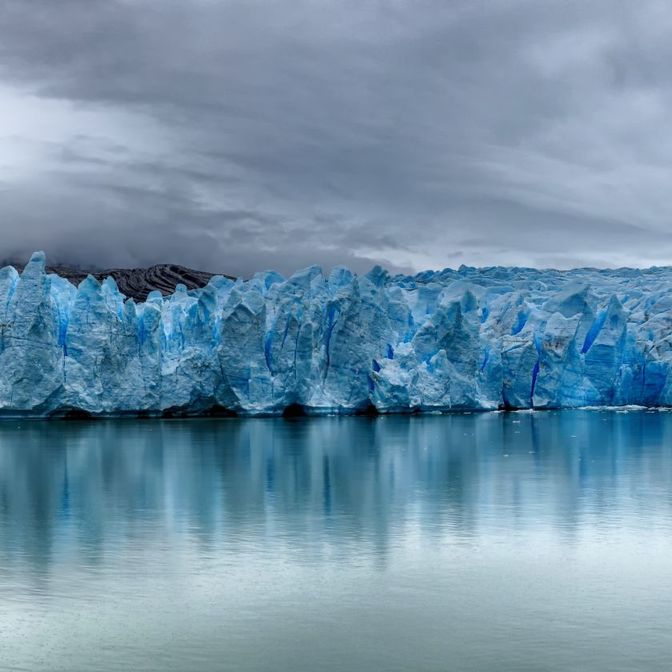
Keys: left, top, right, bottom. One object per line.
{"left": 1, "top": 411, "right": 672, "bottom": 671}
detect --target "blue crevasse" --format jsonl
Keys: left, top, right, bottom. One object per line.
{"left": 3, "top": 251, "right": 672, "bottom": 416}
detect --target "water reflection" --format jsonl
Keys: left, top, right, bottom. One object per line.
{"left": 4, "top": 412, "right": 672, "bottom": 672}
{"left": 2, "top": 411, "right": 672, "bottom": 577}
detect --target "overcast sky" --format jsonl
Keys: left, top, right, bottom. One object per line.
{"left": 2, "top": 0, "right": 672, "bottom": 276}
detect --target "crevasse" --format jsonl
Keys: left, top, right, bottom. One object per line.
{"left": 2, "top": 251, "right": 672, "bottom": 417}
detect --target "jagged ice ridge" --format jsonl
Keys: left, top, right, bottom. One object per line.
{"left": 2, "top": 251, "right": 672, "bottom": 416}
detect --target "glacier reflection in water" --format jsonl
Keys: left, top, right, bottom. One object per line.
{"left": 1, "top": 411, "right": 672, "bottom": 672}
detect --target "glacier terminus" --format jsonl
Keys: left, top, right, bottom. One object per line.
{"left": 2, "top": 251, "right": 672, "bottom": 416}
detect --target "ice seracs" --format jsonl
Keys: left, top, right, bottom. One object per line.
{"left": 2, "top": 251, "right": 672, "bottom": 416}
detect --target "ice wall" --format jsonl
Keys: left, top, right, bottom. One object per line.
{"left": 1, "top": 251, "right": 672, "bottom": 416}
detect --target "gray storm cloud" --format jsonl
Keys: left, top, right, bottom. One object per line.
{"left": 1, "top": 0, "right": 672, "bottom": 276}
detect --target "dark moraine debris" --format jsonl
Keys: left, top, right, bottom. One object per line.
{"left": 11, "top": 262, "right": 234, "bottom": 302}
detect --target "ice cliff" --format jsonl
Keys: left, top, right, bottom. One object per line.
{"left": 2, "top": 251, "right": 672, "bottom": 416}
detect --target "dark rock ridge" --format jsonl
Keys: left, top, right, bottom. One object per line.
{"left": 11, "top": 262, "right": 232, "bottom": 301}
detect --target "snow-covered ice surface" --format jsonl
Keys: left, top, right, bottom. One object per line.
{"left": 2, "top": 251, "right": 672, "bottom": 416}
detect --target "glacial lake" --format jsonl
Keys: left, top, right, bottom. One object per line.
{"left": 1, "top": 411, "right": 672, "bottom": 672}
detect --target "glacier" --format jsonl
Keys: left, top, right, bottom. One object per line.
{"left": 2, "top": 250, "right": 672, "bottom": 416}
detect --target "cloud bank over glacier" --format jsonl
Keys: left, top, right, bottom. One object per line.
{"left": 2, "top": 1, "right": 672, "bottom": 274}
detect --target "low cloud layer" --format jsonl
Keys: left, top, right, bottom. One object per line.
{"left": 2, "top": 0, "right": 672, "bottom": 276}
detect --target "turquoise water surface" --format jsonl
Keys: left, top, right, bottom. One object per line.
{"left": 1, "top": 411, "right": 672, "bottom": 671}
